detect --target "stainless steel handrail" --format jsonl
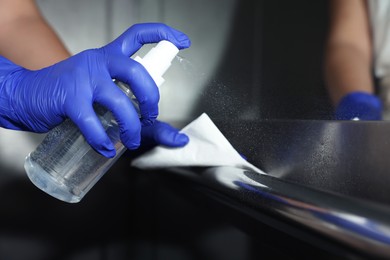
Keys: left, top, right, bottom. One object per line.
{"left": 169, "top": 165, "right": 390, "bottom": 259}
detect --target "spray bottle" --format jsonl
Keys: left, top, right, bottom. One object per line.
{"left": 24, "top": 40, "right": 179, "bottom": 203}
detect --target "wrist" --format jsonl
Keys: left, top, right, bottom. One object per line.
{"left": 335, "top": 91, "right": 382, "bottom": 120}
{"left": 0, "top": 56, "right": 27, "bottom": 129}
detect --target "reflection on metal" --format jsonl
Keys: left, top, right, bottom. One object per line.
{"left": 170, "top": 166, "right": 390, "bottom": 258}
{"left": 212, "top": 120, "right": 390, "bottom": 206}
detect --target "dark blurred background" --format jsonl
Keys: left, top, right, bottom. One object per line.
{"left": 194, "top": 0, "right": 332, "bottom": 121}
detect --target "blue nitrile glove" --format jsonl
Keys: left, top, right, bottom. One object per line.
{"left": 0, "top": 23, "right": 191, "bottom": 158}
{"left": 335, "top": 91, "right": 383, "bottom": 120}
{"left": 141, "top": 120, "right": 189, "bottom": 148}
{"left": 124, "top": 120, "right": 189, "bottom": 158}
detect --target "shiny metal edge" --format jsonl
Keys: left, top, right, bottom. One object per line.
{"left": 168, "top": 166, "right": 390, "bottom": 258}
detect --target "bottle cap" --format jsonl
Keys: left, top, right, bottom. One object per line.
{"left": 133, "top": 40, "right": 179, "bottom": 87}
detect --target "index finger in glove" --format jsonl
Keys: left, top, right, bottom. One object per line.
{"left": 103, "top": 23, "right": 191, "bottom": 57}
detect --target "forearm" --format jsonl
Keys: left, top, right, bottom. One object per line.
{"left": 0, "top": 0, "right": 70, "bottom": 70}
{"left": 325, "top": 0, "right": 374, "bottom": 107}
{"left": 324, "top": 43, "right": 374, "bottom": 106}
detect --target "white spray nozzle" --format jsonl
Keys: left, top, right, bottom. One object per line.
{"left": 133, "top": 40, "right": 179, "bottom": 87}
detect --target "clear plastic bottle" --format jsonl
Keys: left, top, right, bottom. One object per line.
{"left": 24, "top": 40, "right": 179, "bottom": 203}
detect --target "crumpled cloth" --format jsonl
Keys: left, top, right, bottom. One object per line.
{"left": 131, "top": 113, "right": 264, "bottom": 174}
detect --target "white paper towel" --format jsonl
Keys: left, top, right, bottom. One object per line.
{"left": 131, "top": 113, "right": 265, "bottom": 174}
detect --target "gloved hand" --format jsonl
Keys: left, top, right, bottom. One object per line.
{"left": 124, "top": 120, "right": 189, "bottom": 158}
{"left": 335, "top": 91, "right": 383, "bottom": 120}
{"left": 0, "top": 23, "right": 191, "bottom": 158}
{"left": 141, "top": 120, "right": 189, "bottom": 148}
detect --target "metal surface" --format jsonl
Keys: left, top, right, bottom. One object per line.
{"left": 163, "top": 119, "right": 390, "bottom": 258}
{"left": 213, "top": 119, "right": 390, "bottom": 204}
